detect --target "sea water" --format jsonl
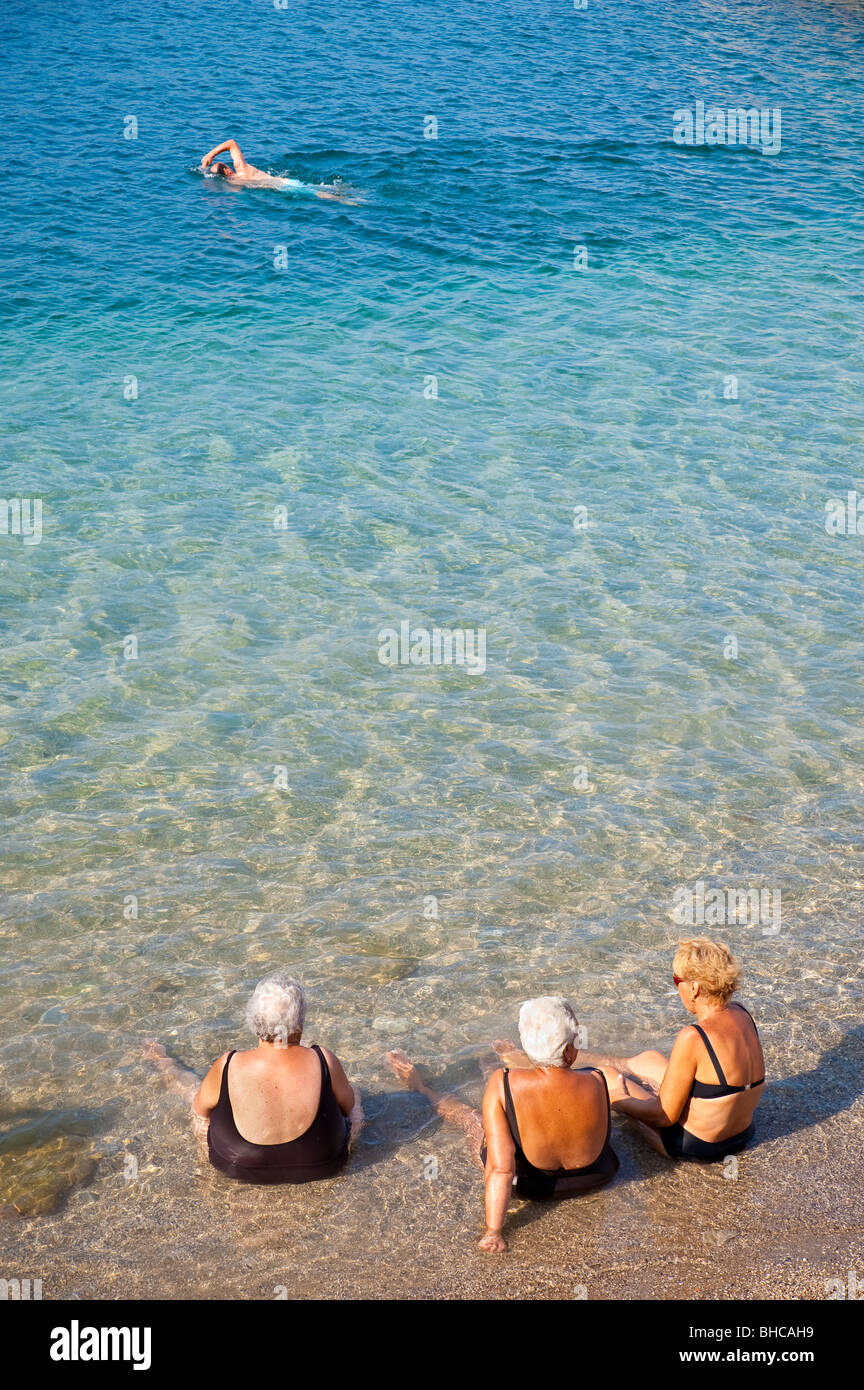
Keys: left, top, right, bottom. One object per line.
{"left": 1, "top": 0, "right": 863, "bottom": 1296}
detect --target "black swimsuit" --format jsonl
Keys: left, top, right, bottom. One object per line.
{"left": 660, "top": 1004, "right": 764, "bottom": 1160}
{"left": 484, "top": 1066, "right": 619, "bottom": 1199}
{"left": 208, "top": 1045, "right": 350, "bottom": 1184}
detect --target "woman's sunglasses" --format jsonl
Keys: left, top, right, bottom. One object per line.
{"left": 672, "top": 974, "right": 684, "bottom": 986}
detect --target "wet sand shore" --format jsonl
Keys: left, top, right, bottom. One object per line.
{"left": 3, "top": 1021, "right": 861, "bottom": 1301}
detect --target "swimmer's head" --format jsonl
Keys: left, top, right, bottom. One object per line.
{"left": 210, "top": 161, "right": 231, "bottom": 178}
{"left": 518, "top": 996, "right": 579, "bottom": 1068}
{"left": 245, "top": 971, "right": 306, "bottom": 1047}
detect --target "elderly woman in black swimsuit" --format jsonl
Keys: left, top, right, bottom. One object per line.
{"left": 387, "top": 996, "right": 618, "bottom": 1254}
{"left": 590, "top": 938, "right": 765, "bottom": 1160}
{"left": 146, "top": 971, "right": 363, "bottom": 1183}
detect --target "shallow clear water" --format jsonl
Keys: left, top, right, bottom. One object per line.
{"left": 1, "top": 0, "right": 863, "bottom": 1296}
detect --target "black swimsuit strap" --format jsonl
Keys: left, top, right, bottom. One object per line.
{"left": 310, "top": 1044, "right": 331, "bottom": 1101}
{"left": 501, "top": 1069, "right": 524, "bottom": 1152}
{"left": 691, "top": 1025, "right": 728, "bottom": 1086}
{"left": 596, "top": 1068, "right": 612, "bottom": 1148}
{"left": 220, "top": 1049, "right": 237, "bottom": 1102}
{"left": 573, "top": 1066, "right": 612, "bottom": 1145}
{"left": 731, "top": 1001, "right": 760, "bottom": 1038}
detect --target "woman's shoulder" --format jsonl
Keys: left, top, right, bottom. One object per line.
{"left": 316, "top": 1044, "right": 353, "bottom": 1082}
{"left": 568, "top": 1065, "right": 608, "bottom": 1095}
{"left": 201, "top": 1049, "right": 233, "bottom": 1085}
{"left": 482, "top": 1066, "right": 509, "bottom": 1102}
{"left": 705, "top": 1001, "right": 758, "bottom": 1032}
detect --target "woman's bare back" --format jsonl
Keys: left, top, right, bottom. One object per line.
{"left": 507, "top": 1067, "right": 609, "bottom": 1170}
{"left": 681, "top": 1005, "right": 765, "bottom": 1141}
{"left": 227, "top": 1045, "right": 324, "bottom": 1145}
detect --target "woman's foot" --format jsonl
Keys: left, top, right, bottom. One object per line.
{"left": 143, "top": 1039, "right": 170, "bottom": 1071}
{"left": 385, "top": 1050, "right": 436, "bottom": 1102}
{"left": 143, "top": 1039, "right": 199, "bottom": 1100}
{"left": 386, "top": 1051, "right": 485, "bottom": 1169}
{"left": 493, "top": 1039, "right": 531, "bottom": 1067}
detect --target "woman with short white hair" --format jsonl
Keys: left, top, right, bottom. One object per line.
{"left": 387, "top": 994, "right": 618, "bottom": 1253}
{"left": 146, "top": 971, "right": 362, "bottom": 1184}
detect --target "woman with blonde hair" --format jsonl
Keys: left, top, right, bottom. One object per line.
{"left": 596, "top": 939, "right": 765, "bottom": 1160}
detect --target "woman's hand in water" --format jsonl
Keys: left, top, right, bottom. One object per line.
{"left": 478, "top": 1229, "right": 508, "bottom": 1254}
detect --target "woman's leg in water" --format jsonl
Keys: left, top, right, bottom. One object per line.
{"left": 386, "top": 1050, "right": 485, "bottom": 1170}
{"left": 614, "top": 1074, "right": 672, "bottom": 1156}
{"left": 144, "top": 1040, "right": 199, "bottom": 1101}
{"left": 143, "top": 1041, "right": 209, "bottom": 1149}
{"left": 492, "top": 1038, "right": 668, "bottom": 1092}
{"left": 608, "top": 1050, "right": 669, "bottom": 1090}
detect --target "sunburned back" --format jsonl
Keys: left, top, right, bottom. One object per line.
{"left": 682, "top": 1004, "right": 765, "bottom": 1142}
{"left": 228, "top": 1045, "right": 323, "bottom": 1144}
{"left": 227, "top": 165, "right": 290, "bottom": 189}
{"left": 508, "top": 1067, "right": 609, "bottom": 1170}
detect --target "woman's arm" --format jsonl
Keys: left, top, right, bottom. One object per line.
{"left": 320, "top": 1047, "right": 356, "bottom": 1116}
{"left": 320, "top": 1047, "right": 364, "bottom": 1148}
{"left": 192, "top": 1052, "right": 229, "bottom": 1119}
{"left": 612, "top": 1088, "right": 671, "bottom": 1125}
{"left": 612, "top": 1029, "right": 697, "bottom": 1126}
{"left": 479, "top": 1071, "right": 516, "bottom": 1252}
{"left": 189, "top": 1051, "right": 229, "bottom": 1152}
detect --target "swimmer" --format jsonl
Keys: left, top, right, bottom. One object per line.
{"left": 597, "top": 939, "right": 765, "bottom": 1161}
{"left": 145, "top": 971, "right": 364, "bottom": 1184}
{"left": 387, "top": 996, "right": 618, "bottom": 1254}
{"left": 200, "top": 139, "right": 359, "bottom": 202}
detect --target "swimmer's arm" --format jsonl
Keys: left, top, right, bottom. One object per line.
{"left": 201, "top": 139, "right": 247, "bottom": 171}
{"left": 479, "top": 1071, "right": 515, "bottom": 1253}
{"left": 191, "top": 1051, "right": 230, "bottom": 1119}
{"left": 320, "top": 1047, "right": 364, "bottom": 1150}
{"left": 613, "top": 1030, "right": 696, "bottom": 1126}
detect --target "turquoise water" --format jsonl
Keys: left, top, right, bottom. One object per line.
{"left": 1, "top": 0, "right": 863, "bottom": 1293}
